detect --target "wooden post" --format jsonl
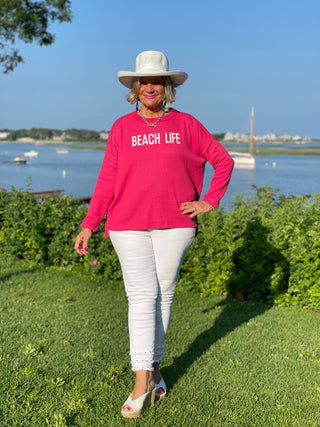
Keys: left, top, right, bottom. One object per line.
{"left": 250, "top": 107, "right": 254, "bottom": 156}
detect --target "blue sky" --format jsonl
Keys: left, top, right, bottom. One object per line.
{"left": 1, "top": 0, "right": 319, "bottom": 137}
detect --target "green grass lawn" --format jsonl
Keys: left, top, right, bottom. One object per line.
{"left": 1, "top": 262, "right": 320, "bottom": 426}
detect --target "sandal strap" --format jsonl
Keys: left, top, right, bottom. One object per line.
{"left": 155, "top": 378, "right": 167, "bottom": 391}
{"left": 121, "top": 388, "right": 156, "bottom": 414}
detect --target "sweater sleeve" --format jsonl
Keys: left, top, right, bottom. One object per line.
{"left": 197, "top": 122, "right": 234, "bottom": 208}
{"left": 81, "top": 127, "right": 118, "bottom": 231}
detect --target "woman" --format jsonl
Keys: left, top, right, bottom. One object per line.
{"left": 74, "top": 50, "right": 234, "bottom": 418}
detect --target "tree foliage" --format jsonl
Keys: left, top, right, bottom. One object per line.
{"left": 212, "top": 132, "right": 226, "bottom": 141}
{"left": 2, "top": 127, "right": 103, "bottom": 141}
{"left": 0, "top": 0, "right": 72, "bottom": 73}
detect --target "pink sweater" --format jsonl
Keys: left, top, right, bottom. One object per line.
{"left": 82, "top": 109, "right": 234, "bottom": 236}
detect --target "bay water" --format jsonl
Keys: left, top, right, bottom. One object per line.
{"left": 1, "top": 143, "right": 319, "bottom": 209}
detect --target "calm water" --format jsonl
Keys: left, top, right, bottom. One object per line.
{"left": 1, "top": 143, "right": 319, "bottom": 209}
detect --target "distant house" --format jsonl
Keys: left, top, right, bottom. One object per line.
{"left": 264, "top": 133, "right": 277, "bottom": 142}
{"left": 278, "top": 134, "right": 291, "bottom": 141}
{"left": 17, "top": 137, "right": 35, "bottom": 142}
{"left": 99, "top": 131, "right": 109, "bottom": 140}
{"left": 52, "top": 131, "right": 69, "bottom": 141}
{"left": 0, "top": 131, "right": 10, "bottom": 139}
{"left": 223, "top": 132, "right": 240, "bottom": 141}
{"left": 223, "top": 131, "right": 313, "bottom": 143}
{"left": 240, "top": 134, "right": 250, "bottom": 142}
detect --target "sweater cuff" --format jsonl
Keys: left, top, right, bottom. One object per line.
{"left": 81, "top": 219, "right": 99, "bottom": 232}
{"left": 202, "top": 195, "right": 219, "bottom": 209}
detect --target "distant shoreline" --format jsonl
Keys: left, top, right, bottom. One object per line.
{"left": 0, "top": 140, "right": 69, "bottom": 144}
{"left": 1, "top": 140, "right": 320, "bottom": 155}
{"left": 1, "top": 138, "right": 320, "bottom": 144}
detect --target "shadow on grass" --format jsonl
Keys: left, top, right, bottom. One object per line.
{"left": 0, "top": 266, "right": 41, "bottom": 283}
{"left": 162, "top": 299, "right": 268, "bottom": 389}
{"left": 163, "top": 217, "right": 290, "bottom": 389}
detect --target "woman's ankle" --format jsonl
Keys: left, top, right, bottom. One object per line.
{"left": 152, "top": 362, "right": 162, "bottom": 383}
{"left": 132, "top": 370, "right": 154, "bottom": 399}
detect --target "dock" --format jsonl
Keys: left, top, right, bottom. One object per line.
{"left": 20, "top": 190, "right": 91, "bottom": 203}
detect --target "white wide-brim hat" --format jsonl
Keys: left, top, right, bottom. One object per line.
{"left": 117, "top": 50, "right": 188, "bottom": 89}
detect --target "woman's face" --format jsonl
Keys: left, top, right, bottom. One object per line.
{"left": 138, "top": 76, "right": 165, "bottom": 111}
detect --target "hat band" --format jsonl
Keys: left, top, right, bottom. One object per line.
{"left": 136, "top": 66, "right": 168, "bottom": 74}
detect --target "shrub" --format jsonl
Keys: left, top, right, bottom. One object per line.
{"left": 180, "top": 186, "right": 320, "bottom": 309}
{"left": 0, "top": 186, "right": 319, "bottom": 309}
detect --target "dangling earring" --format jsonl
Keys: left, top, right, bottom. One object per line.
{"left": 136, "top": 98, "right": 140, "bottom": 112}
{"left": 162, "top": 100, "right": 169, "bottom": 113}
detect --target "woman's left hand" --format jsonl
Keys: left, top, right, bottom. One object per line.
{"left": 179, "top": 201, "right": 214, "bottom": 218}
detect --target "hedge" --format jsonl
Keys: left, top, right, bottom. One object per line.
{"left": 0, "top": 186, "right": 319, "bottom": 309}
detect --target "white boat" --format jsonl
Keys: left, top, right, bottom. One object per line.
{"left": 24, "top": 149, "right": 39, "bottom": 157}
{"left": 56, "top": 148, "right": 68, "bottom": 154}
{"left": 228, "top": 152, "right": 255, "bottom": 168}
{"left": 12, "top": 155, "right": 27, "bottom": 164}
{"left": 230, "top": 107, "right": 255, "bottom": 169}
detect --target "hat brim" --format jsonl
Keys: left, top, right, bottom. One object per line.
{"left": 117, "top": 71, "right": 188, "bottom": 88}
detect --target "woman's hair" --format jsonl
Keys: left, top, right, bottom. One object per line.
{"left": 126, "top": 76, "right": 176, "bottom": 104}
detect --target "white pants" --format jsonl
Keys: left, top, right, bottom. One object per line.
{"left": 109, "top": 228, "right": 195, "bottom": 371}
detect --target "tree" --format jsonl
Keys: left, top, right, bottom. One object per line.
{"left": 0, "top": 0, "right": 72, "bottom": 73}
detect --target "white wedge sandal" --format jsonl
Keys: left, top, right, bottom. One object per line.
{"left": 155, "top": 377, "right": 167, "bottom": 399}
{"left": 121, "top": 388, "right": 156, "bottom": 418}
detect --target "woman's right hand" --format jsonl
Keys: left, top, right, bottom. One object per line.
{"left": 74, "top": 227, "right": 92, "bottom": 256}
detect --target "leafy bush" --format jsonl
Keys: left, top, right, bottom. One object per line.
{"left": 0, "top": 189, "right": 121, "bottom": 281}
{"left": 0, "top": 186, "right": 319, "bottom": 309}
{"left": 180, "top": 186, "right": 320, "bottom": 309}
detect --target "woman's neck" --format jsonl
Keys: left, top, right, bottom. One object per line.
{"left": 139, "top": 105, "right": 163, "bottom": 118}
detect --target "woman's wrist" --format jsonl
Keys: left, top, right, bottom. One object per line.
{"left": 81, "top": 227, "right": 93, "bottom": 235}
{"left": 202, "top": 201, "right": 215, "bottom": 211}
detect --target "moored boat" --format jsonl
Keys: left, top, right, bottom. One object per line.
{"left": 230, "top": 107, "right": 256, "bottom": 169}
{"left": 24, "top": 149, "right": 39, "bottom": 157}
{"left": 12, "top": 155, "right": 27, "bottom": 164}
{"left": 228, "top": 152, "right": 255, "bottom": 168}
{"left": 56, "top": 148, "right": 68, "bottom": 154}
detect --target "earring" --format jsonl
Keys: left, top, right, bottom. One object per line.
{"left": 162, "top": 100, "right": 169, "bottom": 113}
{"left": 136, "top": 99, "right": 140, "bottom": 111}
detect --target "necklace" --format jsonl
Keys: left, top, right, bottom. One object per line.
{"left": 139, "top": 109, "right": 165, "bottom": 127}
